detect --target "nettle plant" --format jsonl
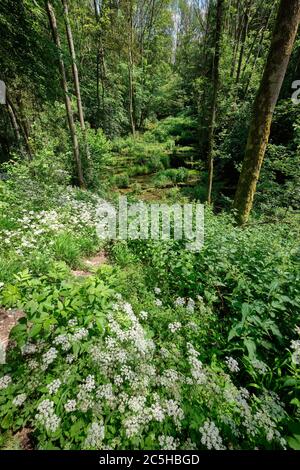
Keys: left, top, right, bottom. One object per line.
{"left": 0, "top": 267, "right": 288, "bottom": 450}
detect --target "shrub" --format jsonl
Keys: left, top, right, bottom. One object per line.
{"left": 113, "top": 174, "right": 130, "bottom": 189}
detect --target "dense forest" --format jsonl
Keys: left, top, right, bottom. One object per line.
{"left": 0, "top": 0, "right": 300, "bottom": 452}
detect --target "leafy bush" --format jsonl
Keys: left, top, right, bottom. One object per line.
{"left": 153, "top": 168, "right": 189, "bottom": 188}
{"left": 113, "top": 174, "right": 130, "bottom": 189}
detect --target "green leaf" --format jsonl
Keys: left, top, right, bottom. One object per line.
{"left": 244, "top": 338, "right": 256, "bottom": 359}
{"left": 29, "top": 322, "right": 42, "bottom": 338}
{"left": 287, "top": 435, "right": 300, "bottom": 450}
{"left": 70, "top": 419, "right": 84, "bottom": 438}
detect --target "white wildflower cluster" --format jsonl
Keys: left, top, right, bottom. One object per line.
{"left": 0, "top": 374, "right": 12, "bottom": 390}
{"left": 291, "top": 339, "right": 300, "bottom": 365}
{"left": 12, "top": 393, "right": 27, "bottom": 406}
{"left": 28, "top": 359, "right": 39, "bottom": 370}
{"left": 84, "top": 422, "right": 105, "bottom": 449}
{"left": 174, "top": 296, "right": 196, "bottom": 313}
{"left": 76, "top": 376, "right": 96, "bottom": 411}
{"left": 107, "top": 301, "right": 155, "bottom": 356}
{"left": 0, "top": 190, "right": 105, "bottom": 261}
{"left": 122, "top": 395, "right": 182, "bottom": 438}
{"left": 199, "top": 420, "right": 226, "bottom": 450}
{"left": 53, "top": 334, "right": 71, "bottom": 351}
{"left": 68, "top": 318, "right": 78, "bottom": 327}
{"left": 154, "top": 287, "right": 161, "bottom": 295}
{"left": 139, "top": 310, "right": 148, "bottom": 321}
{"left": 164, "top": 399, "right": 184, "bottom": 428}
{"left": 96, "top": 384, "right": 116, "bottom": 408}
{"left": 222, "top": 382, "right": 286, "bottom": 447}
{"left": 123, "top": 414, "right": 145, "bottom": 438}
{"left": 42, "top": 347, "right": 58, "bottom": 368}
{"left": 82, "top": 375, "right": 96, "bottom": 392}
{"left": 22, "top": 342, "right": 37, "bottom": 356}
{"left": 66, "top": 354, "right": 75, "bottom": 364}
{"left": 1, "top": 209, "right": 64, "bottom": 255}
{"left": 64, "top": 400, "right": 77, "bottom": 413}
{"left": 174, "top": 297, "right": 185, "bottom": 307}
{"left": 35, "top": 399, "right": 61, "bottom": 433}
{"left": 168, "top": 322, "right": 182, "bottom": 333}
{"left": 186, "top": 298, "right": 195, "bottom": 313}
{"left": 128, "top": 395, "right": 147, "bottom": 413}
{"left": 72, "top": 327, "right": 89, "bottom": 342}
{"left": 160, "top": 369, "right": 181, "bottom": 392}
{"left": 47, "top": 379, "right": 61, "bottom": 395}
{"left": 149, "top": 399, "right": 165, "bottom": 422}
{"left": 158, "top": 435, "right": 179, "bottom": 450}
{"left": 187, "top": 343, "right": 206, "bottom": 384}
{"left": 154, "top": 299, "right": 163, "bottom": 307}
{"left": 76, "top": 388, "right": 94, "bottom": 412}
{"left": 225, "top": 356, "right": 240, "bottom": 373}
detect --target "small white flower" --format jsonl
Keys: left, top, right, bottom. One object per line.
{"left": 199, "top": 420, "right": 226, "bottom": 450}
{"left": 154, "top": 287, "right": 161, "bottom": 295}
{"left": 12, "top": 393, "right": 27, "bottom": 406}
{"left": 64, "top": 400, "right": 77, "bottom": 412}
{"left": 66, "top": 354, "right": 75, "bottom": 364}
{"left": 72, "top": 328, "right": 89, "bottom": 341}
{"left": 42, "top": 347, "right": 58, "bottom": 367}
{"left": 225, "top": 356, "right": 240, "bottom": 373}
{"left": 154, "top": 299, "right": 163, "bottom": 307}
{"left": 186, "top": 298, "right": 195, "bottom": 313}
{"left": 168, "top": 322, "right": 182, "bottom": 333}
{"left": 174, "top": 297, "right": 185, "bottom": 307}
{"left": 47, "top": 379, "right": 61, "bottom": 395}
{"left": 82, "top": 375, "right": 95, "bottom": 392}
{"left": 139, "top": 310, "right": 148, "bottom": 320}
{"left": 35, "top": 399, "right": 61, "bottom": 433}
{"left": 84, "top": 422, "right": 105, "bottom": 449}
{"left": 0, "top": 375, "right": 12, "bottom": 390}
{"left": 158, "top": 435, "right": 179, "bottom": 450}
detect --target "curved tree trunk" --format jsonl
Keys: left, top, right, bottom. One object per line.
{"left": 61, "top": 0, "right": 90, "bottom": 164}
{"left": 45, "top": 0, "right": 85, "bottom": 188}
{"left": 234, "top": 0, "right": 300, "bottom": 225}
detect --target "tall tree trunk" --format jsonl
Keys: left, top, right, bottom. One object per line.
{"left": 233, "top": 0, "right": 300, "bottom": 225}
{"left": 94, "top": 0, "right": 107, "bottom": 130}
{"left": 230, "top": 0, "right": 243, "bottom": 79}
{"left": 127, "top": 0, "right": 136, "bottom": 136}
{"left": 207, "top": 0, "right": 223, "bottom": 204}
{"left": 235, "top": 0, "right": 251, "bottom": 85}
{"left": 45, "top": 0, "right": 85, "bottom": 188}
{"left": 61, "top": 0, "right": 90, "bottom": 163}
